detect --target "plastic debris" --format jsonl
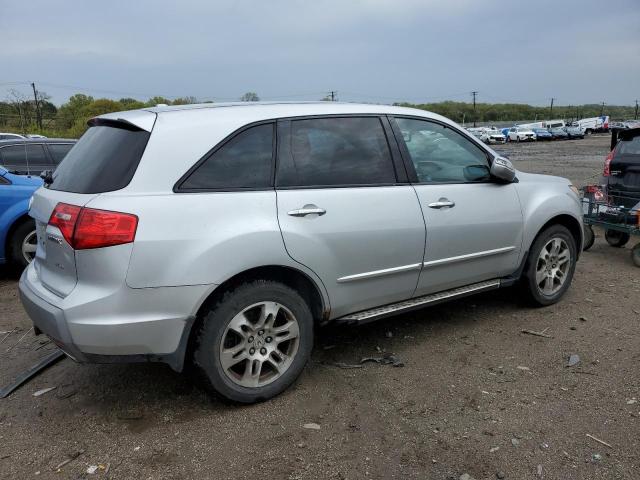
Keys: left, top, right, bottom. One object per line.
{"left": 303, "top": 423, "right": 320, "bottom": 430}
{"left": 33, "top": 387, "right": 56, "bottom": 397}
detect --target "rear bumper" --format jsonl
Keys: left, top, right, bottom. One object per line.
{"left": 19, "top": 265, "right": 213, "bottom": 371}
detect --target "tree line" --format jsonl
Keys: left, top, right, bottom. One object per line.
{"left": 0, "top": 90, "right": 636, "bottom": 139}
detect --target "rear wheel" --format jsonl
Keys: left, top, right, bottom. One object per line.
{"left": 582, "top": 225, "right": 595, "bottom": 251}
{"left": 604, "top": 229, "right": 630, "bottom": 248}
{"left": 9, "top": 220, "right": 37, "bottom": 268}
{"left": 192, "top": 280, "right": 313, "bottom": 403}
{"left": 521, "top": 225, "right": 577, "bottom": 306}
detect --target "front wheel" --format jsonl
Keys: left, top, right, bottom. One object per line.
{"left": 605, "top": 229, "right": 630, "bottom": 248}
{"left": 192, "top": 280, "right": 314, "bottom": 403}
{"left": 521, "top": 225, "right": 577, "bottom": 306}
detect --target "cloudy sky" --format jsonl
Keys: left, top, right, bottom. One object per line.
{"left": 1, "top": 0, "right": 639, "bottom": 106}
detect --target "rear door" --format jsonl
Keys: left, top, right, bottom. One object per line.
{"left": 390, "top": 116, "right": 523, "bottom": 296}
{"left": 30, "top": 121, "right": 151, "bottom": 297}
{"left": 608, "top": 134, "right": 640, "bottom": 208}
{"left": 276, "top": 116, "right": 426, "bottom": 318}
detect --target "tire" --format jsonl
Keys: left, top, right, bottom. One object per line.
{"left": 632, "top": 244, "right": 640, "bottom": 267}
{"left": 604, "top": 229, "right": 630, "bottom": 248}
{"left": 8, "top": 220, "right": 37, "bottom": 268}
{"left": 192, "top": 280, "right": 314, "bottom": 403}
{"left": 582, "top": 225, "right": 595, "bottom": 251}
{"left": 521, "top": 225, "right": 577, "bottom": 306}
{"left": 516, "top": 136, "right": 521, "bottom": 143}
{"left": 585, "top": 129, "right": 593, "bottom": 135}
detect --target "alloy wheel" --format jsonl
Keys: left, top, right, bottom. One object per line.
{"left": 535, "top": 237, "right": 571, "bottom": 296}
{"left": 21, "top": 230, "right": 37, "bottom": 264}
{"left": 219, "top": 301, "right": 300, "bottom": 388}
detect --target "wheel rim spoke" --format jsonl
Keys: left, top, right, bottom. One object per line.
{"left": 537, "top": 237, "right": 571, "bottom": 296}
{"left": 219, "top": 301, "right": 300, "bottom": 388}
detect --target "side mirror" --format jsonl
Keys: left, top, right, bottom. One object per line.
{"left": 490, "top": 156, "right": 516, "bottom": 183}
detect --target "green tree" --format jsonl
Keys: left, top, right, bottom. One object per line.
{"left": 239, "top": 92, "right": 260, "bottom": 102}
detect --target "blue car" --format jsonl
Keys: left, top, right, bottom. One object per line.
{"left": 0, "top": 166, "right": 42, "bottom": 267}
{"left": 533, "top": 128, "right": 553, "bottom": 141}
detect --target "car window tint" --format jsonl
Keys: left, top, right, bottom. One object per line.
{"left": 278, "top": 117, "right": 395, "bottom": 187}
{"left": 0, "top": 145, "right": 27, "bottom": 169}
{"left": 180, "top": 123, "right": 273, "bottom": 190}
{"left": 618, "top": 137, "right": 640, "bottom": 155}
{"left": 395, "top": 118, "right": 490, "bottom": 183}
{"left": 50, "top": 125, "right": 150, "bottom": 194}
{"left": 48, "top": 144, "right": 74, "bottom": 164}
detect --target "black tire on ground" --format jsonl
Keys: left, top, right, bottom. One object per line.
{"left": 8, "top": 220, "right": 36, "bottom": 268}
{"left": 632, "top": 244, "right": 640, "bottom": 267}
{"left": 192, "top": 280, "right": 314, "bottom": 403}
{"left": 582, "top": 225, "right": 595, "bottom": 251}
{"left": 516, "top": 137, "right": 521, "bottom": 143}
{"left": 520, "top": 224, "right": 577, "bottom": 307}
{"left": 604, "top": 229, "right": 630, "bottom": 248}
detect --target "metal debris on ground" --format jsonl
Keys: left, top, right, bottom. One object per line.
{"left": 360, "top": 352, "right": 405, "bottom": 367}
{"left": 0, "top": 328, "right": 17, "bottom": 344}
{"left": 33, "top": 386, "right": 57, "bottom": 397}
{"left": 6, "top": 327, "right": 33, "bottom": 352}
{"left": 521, "top": 327, "right": 552, "bottom": 338}
{"left": 586, "top": 433, "right": 613, "bottom": 449}
{"left": 567, "top": 354, "right": 581, "bottom": 367}
{"left": 0, "top": 349, "right": 66, "bottom": 399}
{"left": 330, "top": 362, "right": 363, "bottom": 369}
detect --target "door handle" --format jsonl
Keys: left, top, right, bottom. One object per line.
{"left": 287, "top": 206, "right": 326, "bottom": 217}
{"left": 428, "top": 198, "right": 455, "bottom": 209}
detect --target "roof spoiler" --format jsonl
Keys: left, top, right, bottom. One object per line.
{"left": 88, "top": 110, "right": 157, "bottom": 132}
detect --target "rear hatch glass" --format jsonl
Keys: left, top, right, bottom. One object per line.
{"left": 49, "top": 120, "right": 150, "bottom": 194}
{"left": 609, "top": 135, "right": 640, "bottom": 207}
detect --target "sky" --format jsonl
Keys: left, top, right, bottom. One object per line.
{"left": 1, "top": 0, "right": 639, "bottom": 107}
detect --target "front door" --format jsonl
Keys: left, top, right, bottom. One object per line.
{"left": 276, "top": 116, "right": 426, "bottom": 318}
{"left": 390, "top": 116, "right": 523, "bottom": 296}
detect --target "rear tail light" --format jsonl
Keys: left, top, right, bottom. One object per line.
{"left": 48, "top": 203, "right": 138, "bottom": 250}
{"left": 603, "top": 148, "right": 615, "bottom": 176}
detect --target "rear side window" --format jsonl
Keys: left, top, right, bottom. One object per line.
{"left": 179, "top": 123, "right": 274, "bottom": 190}
{"left": 47, "top": 143, "right": 74, "bottom": 164}
{"left": 277, "top": 117, "right": 396, "bottom": 187}
{"left": 617, "top": 137, "right": 640, "bottom": 156}
{"left": 0, "top": 144, "right": 48, "bottom": 172}
{"left": 50, "top": 124, "right": 150, "bottom": 194}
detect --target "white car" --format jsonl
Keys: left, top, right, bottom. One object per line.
{"left": 480, "top": 129, "right": 506, "bottom": 144}
{"left": 508, "top": 127, "right": 536, "bottom": 142}
{"left": 0, "top": 132, "right": 26, "bottom": 140}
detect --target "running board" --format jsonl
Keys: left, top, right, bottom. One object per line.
{"left": 335, "top": 279, "right": 501, "bottom": 325}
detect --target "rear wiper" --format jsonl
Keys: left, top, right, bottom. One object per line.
{"left": 40, "top": 170, "right": 53, "bottom": 187}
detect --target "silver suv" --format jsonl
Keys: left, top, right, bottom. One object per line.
{"left": 19, "top": 103, "right": 583, "bottom": 403}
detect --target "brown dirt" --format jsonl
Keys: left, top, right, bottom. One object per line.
{"left": 1, "top": 135, "right": 638, "bottom": 480}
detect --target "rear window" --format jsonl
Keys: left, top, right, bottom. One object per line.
{"left": 617, "top": 136, "right": 640, "bottom": 156}
{"left": 47, "top": 143, "right": 74, "bottom": 164}
{"left": 49, "top": 123, "right": 150, "bottom": 194}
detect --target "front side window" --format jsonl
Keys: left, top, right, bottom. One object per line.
{"left": 395, "top": 117, "right": 490, "bottom": 183}
{"left": 277, "top": 117, "right": 396, "bottom": 187}
{"left": 0, "top": 144, "right": 48, "bottom": 172}
{"left": 179, "top": 123, "right": 273, "bottom": 190}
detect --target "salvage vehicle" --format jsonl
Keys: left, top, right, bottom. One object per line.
{"left": 19, "top": 103, "right": 583, "bottom": 403}
{"left": 480, "top": 129, "right": 506, "bottom": 144}
{"left": 564, "top": 125, "right": 585, "bottom": 139}
{"left": 0, "top": 166, "right": 42, "bottom": 267}
{"left": 0, "top": 138, "right": 76, "bottom": 175}
{"left": 572, "top": 116, "right": 609, "bottom": 135}
{"left": 532, "top": 128, "right": 553, "bottom": 141}
{"left": 548, "top": 127, "right": 569, "bottom": 140}
{"left": 507, "top": 126, "right": 537, "bottom": 142}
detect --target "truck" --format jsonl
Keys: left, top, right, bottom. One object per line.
{"left": 571, "top": 116, "right": 610, "bottom": 135}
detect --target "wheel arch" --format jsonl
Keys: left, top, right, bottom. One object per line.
{"left": 3, "top": 213, "right": 34, "bottom": 263}
{"left": 182, "top": 265, "right": 329, "bottom": 370}
{"left": 533, "top": 214, "right": 583, "bottom": 259}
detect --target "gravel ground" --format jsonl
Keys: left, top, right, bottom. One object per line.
{"left": 1, "top": 134, "right": 638, "bottom": 480}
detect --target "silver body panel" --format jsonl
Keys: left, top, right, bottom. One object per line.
{"left": 19, "top": 102, "right": 583, "bottom": 370}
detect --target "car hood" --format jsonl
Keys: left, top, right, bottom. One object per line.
{"left": 517, "top": 171, "right": 569, "bottom": 185}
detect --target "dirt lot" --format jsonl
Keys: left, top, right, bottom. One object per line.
{"left": 1, "top": 135, "right": 638, "bottom": 479}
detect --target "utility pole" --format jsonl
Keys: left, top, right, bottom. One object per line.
{"left": 329, "top": 91, "right": 336, "bottom": 102}
{"left": 635, "top": 100, "right": 638, "bottom": 120}
{"left": 31, "top": 82, "right": 42, "bottom": 130}
{"left": 471, "top": 91, "right": 478, "bottom": 127}
{"left": 600, "top": 102, "right": 605, "bottom": 116}
{"left": 549, "top": 98, "right": 555, "bottom": 118}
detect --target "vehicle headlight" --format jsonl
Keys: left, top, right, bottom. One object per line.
{"left": 568, "top": 184, "right": 579, "bottom": 196}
